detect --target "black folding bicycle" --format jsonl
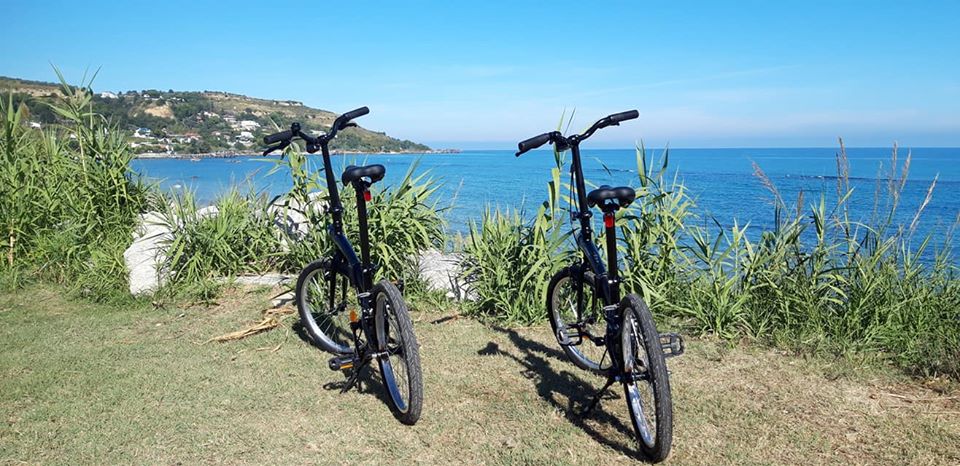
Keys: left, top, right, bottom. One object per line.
{"left": 263, "top": 107, "right": 423, "bottom": 425}
{"left": 516, "top": 111, "right": 684, "bottom": 462}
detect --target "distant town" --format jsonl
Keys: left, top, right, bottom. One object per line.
{"left": 2, "top": 76, "right": 447, "bottom": 157}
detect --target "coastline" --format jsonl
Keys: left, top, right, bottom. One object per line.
{"left": 134, "top": 148, "right": 461, "bottom": 159}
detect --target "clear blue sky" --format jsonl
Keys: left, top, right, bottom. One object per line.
{"left": 3, "top": 1, "right": 958, "bottom": 148}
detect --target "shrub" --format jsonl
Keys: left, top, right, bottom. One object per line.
{"left": 158, "top": 189, "right": 281, "bottom": 287}
{"left": 272, "top": 150, "right": 446, "bottom": 287}
{"left": 0, "top": 71, "right": 151, "bottom": 300}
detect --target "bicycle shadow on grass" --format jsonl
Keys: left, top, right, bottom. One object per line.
{"left": 478, "top": 325, "right": 646, "bottom": 461}
{"left": 291, "top": 320, "right": 394, "bottom": 407}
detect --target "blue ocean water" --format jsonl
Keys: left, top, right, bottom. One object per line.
{"left": 131, "top": 147, "right": 960, "bottom": 254}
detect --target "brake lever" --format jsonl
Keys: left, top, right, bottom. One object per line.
{"left": 262, "top": 140, "right": 290, "bottom": 157}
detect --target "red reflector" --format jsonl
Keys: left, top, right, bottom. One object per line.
{"left": 603, "top": 213, "right": 615, "bottom": 228}
{"left": 363, "top": 190, "right": 372, "bottom": 202}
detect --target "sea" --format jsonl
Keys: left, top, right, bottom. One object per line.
{"left": 131, "top": 147, "right": 960, "bottom": 256}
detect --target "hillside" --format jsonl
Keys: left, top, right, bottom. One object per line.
{"left": 0, "top": 76, "right": 431, "bottom": 155}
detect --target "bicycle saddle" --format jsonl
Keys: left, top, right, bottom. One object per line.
{"left": 342, "top": 164, "right": 386, "bottom": 185}
{"left": 587, "top": 185, "right": 636, "bottom": 209}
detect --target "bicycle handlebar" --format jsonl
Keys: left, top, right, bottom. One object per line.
{"left": 263, "top": 129, "right": 294, "bottom": 145}
{"left": 607, "top": 110, "right": 639, "bottom": 126}
{"left": 515, "top": 110, "right": 638, "bottom": 157}
{"left": 516, "top": 132, "right": 554, "bottom": 157}
{"left": 334, "top": 106, "right": 369, "bottom": 131}
{"left": 261, "top": 107, "right": 369, "bottom": 155}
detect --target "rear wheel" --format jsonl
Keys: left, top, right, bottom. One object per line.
{"left": 621, "top": 293, "right": 673, "bottom": 462}
{"left": 296, "top": 259, "right": 355, "bottom": 354}
{"left": 373, "top": 280, "right": 423, "bottom": 425}
{"left": 547, "top": 267, "right": 610, "bottom": 373}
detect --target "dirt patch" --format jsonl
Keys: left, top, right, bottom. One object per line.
{"left": 143, "top": 104, "right": 174, "bottom": 119}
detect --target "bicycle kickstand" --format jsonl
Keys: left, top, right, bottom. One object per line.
{"left": 580, "top": 376, "right": 616, "bottom": 417}
{"left": 340, "top": 356, "right": 371, "bottom": 394}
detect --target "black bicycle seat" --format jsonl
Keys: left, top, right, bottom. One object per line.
{"left": 587, "top": 185, "right": 636, "bottom": 209}
{"left": 341, "top": 164, "right": 386, "bottom": 185}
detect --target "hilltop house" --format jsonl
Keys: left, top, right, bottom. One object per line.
{"left": 239, "top": 120, "right": 260, "bottom": 131}
{"left": 133, "top": 128, "right": 152, "bottom": 138}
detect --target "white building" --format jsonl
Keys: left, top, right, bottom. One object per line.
{"left": 239, "top": 120, "right": 261, "bottom": 131}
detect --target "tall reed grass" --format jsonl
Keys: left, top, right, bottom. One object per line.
{"left": 462, "top": 142, "right": 960, "bottom": 377}
{"left": 155, "top": 145, "right": 447, "bottom": 293}
{"left": 0, "top": 71, "right": 151, "bottom": 300}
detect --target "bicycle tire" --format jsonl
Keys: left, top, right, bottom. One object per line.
{"left": 621, "top": 293, "right": 673, "bottom": 462}
{"left": 547, "top": 267, "right": 610, "bottom": 373}
{"left": 373, "top": 280, "right": 423, "bottom": 425}
{"left": 296, "top": 259, "right": 354, "bottom": 354}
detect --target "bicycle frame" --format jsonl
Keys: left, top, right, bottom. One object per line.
{"left": 321, "top": 143, "right": 373, "bottom": 281}
{"left": 311, "top": 139, "right": 380, "bottom": 334}
{"left": 569, "top": 143, "right": 621, "bottom": 305}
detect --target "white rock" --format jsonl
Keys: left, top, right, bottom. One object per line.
{"left": 123, "top": 212, "right": 173, "bottom": 296}
{"left": 268, "top": 192, "right": 326, "bottom": 248}
{"left": 417, "top": 248, "right": 473, "bottom": 301}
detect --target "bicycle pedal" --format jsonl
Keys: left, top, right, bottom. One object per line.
{"left": 557, "top": 326, "right": 582, "bottom": 346}
{"left": 328, "top": 354, "right": 357, "bottom": 371}
{"left": 660, "top": 332, "right": 685, "bottom": 358}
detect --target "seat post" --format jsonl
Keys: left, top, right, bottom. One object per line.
{"left": 602, "top": 206, "right": 620, "bottom": 303}
{"left": 353, "top": 180, "right": 373, "bottom": 290}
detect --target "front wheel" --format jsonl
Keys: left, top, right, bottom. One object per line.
{"left": 373, "top": 280, "right": 423, "bottom": 425}
{"left": 296, "top": 259, "right": 355, "bottom": 354}
{"left": 547, "top": 267, "right": 610, "bottom": 373}
{"left": 621, "top": 293, "right": 673, "bottom": 462}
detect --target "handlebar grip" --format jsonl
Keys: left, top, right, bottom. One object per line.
{"left": 608, "top": 110, "right": 639, "bottom": 124}
{"left": 341, "top": 106, "right": 370, "bottom": 122}
{"left": 334, "top": 106, "right": 370, "bottom": 131}
{"left": 263, "top": 130, "right": 293, "bottom": 145}
{"left": 516, "top": 132, "right": 552, "bottom": 157}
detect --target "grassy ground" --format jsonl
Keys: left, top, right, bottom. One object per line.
{"left": 1, "top": 286, "right": 958, "bottom": 465}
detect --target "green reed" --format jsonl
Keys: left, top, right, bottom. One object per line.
{"left": 463, "top": 140, "right": 959, "bottom": 377}
{"left": 0, "top": 70, "right": 151, "bottom": 300}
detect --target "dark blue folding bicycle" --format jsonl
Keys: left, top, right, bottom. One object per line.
{"left": 263, "top": 108, "right": 423, "bottom": 425}
{"left": 516, "top": 110, "right": 684, "bottom": 461}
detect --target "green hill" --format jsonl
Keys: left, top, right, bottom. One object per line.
{"left": 0, "top": 76, "right": 431, "bottom": 154}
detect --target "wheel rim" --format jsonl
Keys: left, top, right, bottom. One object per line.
{"left": 377, "top": 292, "right": 410, "bottom": 413}
{"left": 301, "top": 266, "right": 352, "bottom": 354}
{"left": 550, "top": 275, "right": 610, "bottom": 371}
{"left": 623, "top": 310, "right": 658, "bottom": 449}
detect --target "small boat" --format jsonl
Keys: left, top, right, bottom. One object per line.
{"left": 190, "top": 157, "right": 201, "bottom": 162}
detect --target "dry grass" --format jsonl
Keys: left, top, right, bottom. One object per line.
{"left": 1, "top": 286, "right": 957, "bottom": 465}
